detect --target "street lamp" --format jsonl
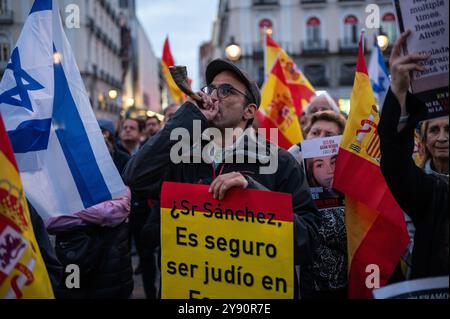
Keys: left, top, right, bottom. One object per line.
{"left": 126, "top": 97, "right": 135, "bottom": 108}
{"left": 377, "top": 34, "right": 389, "bottom": 51}
{"left": 108, "top": 89, "right": 118, "bottom": 99}
{"left": 53, "top": 52, "right": 62, "bottom": 64}
{"left": 225, "top": 37, "right": 241, "bottom": 62}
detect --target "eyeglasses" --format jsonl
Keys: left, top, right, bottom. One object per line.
{"left": 201, "top": 84, "right": 250, "bottom": 102}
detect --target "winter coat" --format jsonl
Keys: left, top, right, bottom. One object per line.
{"left": 47, "top": 190, "right": 133, "bottom": 299}
{"left": 378, "top": 89, "right": 449, "bottom": 279}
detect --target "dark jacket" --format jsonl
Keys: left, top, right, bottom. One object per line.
{"left": 55, "top": 221, "right": 134, "bottom": 299}
{"left": 123, "top": 102, "right": 320, "bottom": 297}
{"left": 112, "top": 147, "right": 130, "bottom": 175}
{"left": 378, "top": 89, "right": 449, "bottom": 279}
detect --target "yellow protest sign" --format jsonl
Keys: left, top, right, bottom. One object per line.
{"left": 160, "top": 182, "right": 294, "bottom": 299}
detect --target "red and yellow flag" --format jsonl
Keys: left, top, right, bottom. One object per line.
{"left": 162, "top": 36, "right": 185, "bottom": 104}
{"left": 333, "top": 36, "right": 409, "bottom": 298}
{"left": 0, "top": 113, "right": 54, "bottom": 299}
{"left": 265, "top": 34, "right": 316, "bottom": 115}
{"left": 257, "top": 57, "right": 303, "bottom": 150}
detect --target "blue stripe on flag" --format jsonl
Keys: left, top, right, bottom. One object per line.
{"left": 8, "top": 118, "right": 51, "bottom": 153}
{"left": 52, "top": 48, "right": 112, "bottom": 208}
{"left": 30, "top": 0, "right": 52, "bottom": 14}
{"left": 377, "top": 46, "right": 389, "bottom": 75}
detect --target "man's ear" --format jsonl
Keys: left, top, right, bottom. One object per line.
{"left": 243, "top": 103, "right": 258, "bottom": 121}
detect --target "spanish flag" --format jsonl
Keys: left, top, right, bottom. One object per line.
{"left": 333, "top": 36, "right": 409, "bottom": 298}
{"left": 265, "top": 34, "right": 315, "bottom": 115}
{"left": 257, "top": 57, "right": 303, "bottom": 150}
{"left": 162, "top": 36, "right": 185, "bottom": 104}
{"left": 0, "top": 113, "right": 54, "bottom": 299}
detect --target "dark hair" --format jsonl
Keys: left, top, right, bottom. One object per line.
{"left": 163, "top": 104, "right": 178, "bottom": 116}
{"left": 123, "top": 118, "right": 145, "bottom": 133}
{"left": 305, "top": 158, "right": 320, "bottom": 188}
{"left": 147, "top": 115, "right": 161, "bottom": 124}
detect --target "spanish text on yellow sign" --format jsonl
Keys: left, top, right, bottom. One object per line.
{"left": 161, "top": 182, "right": 294, "bottom": 299}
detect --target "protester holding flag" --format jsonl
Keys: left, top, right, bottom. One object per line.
{"left": 123, "top": 58, "right": 320, "bottom": 298}
{"left": 378, "top": 30, "right": 449, "bottom": 280}
{"left": 0, "top": 0, "right": 133, "bottom": 299}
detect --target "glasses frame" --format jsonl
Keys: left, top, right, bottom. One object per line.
{"left": 201, "top": 84, "right": 251, "bottom": 103}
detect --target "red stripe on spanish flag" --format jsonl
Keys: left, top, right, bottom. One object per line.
{"left": 255, "top": 111, "right": 294, "bottom": 150}
{"left": 333, "top": 36, "right": 409, "bottom": 299}
{"left": 264, "top": 34, "right": 315, "bottom": 115}
{"left": 162, "top": 36, "right": 185, "bottom": 104}
{"left": 258, "top": 57, "right": 303, "bottom": 150}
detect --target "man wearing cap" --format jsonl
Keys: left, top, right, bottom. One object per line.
{"left": 123, "top": 59, "right": 320, "bottom": 298}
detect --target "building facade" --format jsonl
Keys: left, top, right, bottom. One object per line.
{"left": 0, "top": 0, "right": 161, "bottom": 121}
{"left": 202, "top": 0, "right": 398, "bottom": 106}
{"left": 63, "top": 0, "right": 124, "bottom": 121}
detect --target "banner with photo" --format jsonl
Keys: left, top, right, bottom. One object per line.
{"left": 301, "top": 136, "right": 344, "bottom": 210}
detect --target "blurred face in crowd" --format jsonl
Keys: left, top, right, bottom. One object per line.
{"left": 425, "top": 117, "right": 449, "bottom": 162}
{"left": 306, "top": 120, "right": 341, "bottom": 139}
{"left": 120, "top": 119, "right": 141, "bottom": 144}
{"left": 312, "top": 155, "right": 337, "bottom": 190}
{"left": 163, "top": 105, "right": 179, "bottom": 124}
{"left": 307, "top": 95, "right": 335, "bottom": 114}
{"left": 145, "top": 117, "right": 161, "bottom": 137}
{"left": 209, "top": 71, "right": 256, "bottom": 131}
{"left": 101, "top": 129, "right": 114, "bottom": 155}
{"left": 299, "top": 114, "right": 310, "bottom": 136}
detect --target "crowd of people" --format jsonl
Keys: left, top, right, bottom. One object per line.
{"left": 30, "top": 32, "right": 448, "bottom": 299}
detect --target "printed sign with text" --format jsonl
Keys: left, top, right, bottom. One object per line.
{"left": 160, "top": 182, "right": 294, "bottom": 299}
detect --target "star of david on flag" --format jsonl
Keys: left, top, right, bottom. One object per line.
{"left": 0, "top": 0, "right": 126, "bottom": 220}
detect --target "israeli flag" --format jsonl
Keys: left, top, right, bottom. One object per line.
{"left": 0, "top": 0, "right": 126, "bottom": 220}
{"left": 368, "top": 37, "right": 390, "bottom": 111}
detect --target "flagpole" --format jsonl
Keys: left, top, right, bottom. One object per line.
{"left": 264, "top": 29, "right": 268, "bottom": 82}
{"left": 361, "top": 28, "right": 366, "bottom": 54}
